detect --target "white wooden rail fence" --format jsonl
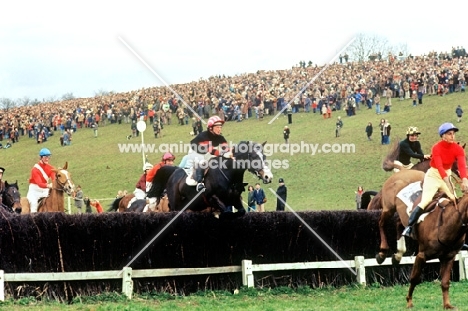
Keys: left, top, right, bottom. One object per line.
{"left": 1, "top": 251, "right": 467, "bottom": 301}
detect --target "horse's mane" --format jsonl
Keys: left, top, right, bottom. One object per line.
{"left": 382, "top": 140, "right": 400, "bottom": 171}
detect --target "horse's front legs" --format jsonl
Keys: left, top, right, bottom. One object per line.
{"left": 440, "top": 257, "right": 456, "bottom": 310}
{"left": 406, "top": 252, "right": 426, "bottom": 309}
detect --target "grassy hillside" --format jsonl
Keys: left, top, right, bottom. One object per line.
{"left": 2, "top": 92, "right": 467, "bottom": 211}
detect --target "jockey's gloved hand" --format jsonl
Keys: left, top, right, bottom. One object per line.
{"left": 222, "top": 151, "right": 233, "bottom": 159}
{"left": 462, "top": 178, "right": 468, "bottom": 192}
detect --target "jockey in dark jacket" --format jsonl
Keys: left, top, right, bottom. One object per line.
{"left": 394, "top": 126, "right": 430, "bottom": 172}
{"left": 186, "top": 116, "right": 232, "bottom": 191}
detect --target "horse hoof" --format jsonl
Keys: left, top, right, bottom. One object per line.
{"left": 391, "top": 255, "right": 401, "bottom": 266}
{"left": 376, "top": 254, "right": 385, "bottom": 265}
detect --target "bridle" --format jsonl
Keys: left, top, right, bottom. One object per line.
{"left": 53, "top": 169, "right": 74, "bottom": 195}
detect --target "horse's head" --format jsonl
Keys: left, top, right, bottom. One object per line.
{"left": 54, "top": 162, "right": 76, "bottom": 195}
{"left": 233, "top": 141, "right": 273, "bottom": 184}
{"left": 3, "top": 181, "right": 21, "bottom": 214}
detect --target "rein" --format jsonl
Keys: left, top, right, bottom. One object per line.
{"left": 52, "top": 171, "right": 73, "bottom": 194}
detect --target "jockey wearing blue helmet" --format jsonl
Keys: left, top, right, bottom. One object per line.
{"left": 39, "top": 148, "right": 52, "bottom": 157}
{"left": 403, "top": 122, "right": 468, "bottom": 241}
{"left": 27, "top": 148, "right": 55, "bottom": 213}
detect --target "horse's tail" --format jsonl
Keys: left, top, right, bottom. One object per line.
{"left": 108, "top": 197, "right": 123, "bottom": 212}
{"left": 367, "top": 191, "right": 383, "bottom": 210}
{"left": 360, "top": 190, "right": 378, "bottom": 210}
{"left": 382, "top": 140, "right": 400, "bottom": 171}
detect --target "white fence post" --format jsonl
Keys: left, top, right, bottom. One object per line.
{"left": 354, "top": 256, "right": 366, "bottom": 286}
{"left": 0, "top": 270, "right": 4, "bottom": 301}
{"left": 242, "top": 260, "right": 253, "bottom": 288}
{"left": 67, "top": 197, "right": 71, "bottom": 215}
{"left": 121, "top": 267, "right": 133, "bottom": 299}
{"left": 459, "top": 250, "right": 468, "bottom": 281}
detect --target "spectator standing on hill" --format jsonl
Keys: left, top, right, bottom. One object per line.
{"left": 92, "top": 121, "right": 98, "bottom": 137}
{"left": 379, "top": 119, "right": 385, "bottom": 144}
{"left": 283, "top": 126, "right": 290, "bottom": 144}
{"left": 276, "top": 178, "right": 287, "bottom": 211}
{"left": 74, "top": 185, "right": 83, "bottom": 213}
{"left": 335, "top": 116, "right": 343, "bottom": 137}
{"left": 456, "top": 105, "right": 463, "bottom": 122}
{"left": 365, "top": 122, "right": 373, "bottom": 141}
{"left": 374, "top": 94, "right": 381, "bottom": 114}
{"left": 247, "top": 185, "right": 256, "bottom": 212}
{"left": 253, "top": 183, "right": 266, "bottom": 212}
{"left": 382, "top": 119, "right": 391, "bottom": 144}
{"left": 286, "top": 102, "right": 293, "bottom": 124}
{"left": 412, "top": 91, "right": 417, "bottom": 107}
{"left": 355, "top": 186, "right": 364, "bottom": 210}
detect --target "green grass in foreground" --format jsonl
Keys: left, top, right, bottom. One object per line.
{"left": 2, "top": 282, "right": 468, "bottom": 310}
{"left": 2, "top": 91, "right": 468, "bottom": 212}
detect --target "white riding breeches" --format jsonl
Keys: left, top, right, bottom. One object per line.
{"left": 133, "top": 188, "right": 146, "bottom": 200}
{"left": 27, "top": 183, "right": 50, "bottom": 213}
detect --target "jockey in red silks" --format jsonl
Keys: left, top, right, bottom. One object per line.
{"left": 145, "top": 152, "right": 176, "bottom": 193}
{"left": 27, "top": 148, "right": 56, "bottom": 213}
{"left": 185, "top": 116, "right": 233, "bottom": 192}
{"left": 133, "top": 162, "right": 153, "bottom": 200}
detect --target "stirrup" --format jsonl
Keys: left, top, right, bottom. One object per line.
{"left": 196, "top": 183, "right": 205, "bottom": 192}
{"left": 402, "top": 226, "right": 412, "bottom": 238}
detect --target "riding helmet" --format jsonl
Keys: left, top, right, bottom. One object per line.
{"left": 279, "top": 178, "right": 284, "bottom": 183}
{"left": 406, "top": 126, "right": 421, "bottom": 135}
{"left": 162, "top": 152, "right": 175, "bottom": 161}
{"left": 207, "top": 116, "right": 225, "bottom": 128}
{"left": 0, "top": 167, "right": 4, "bottom": 173}
{"left": 438, "top": 122, "right": 459, "bottom": 136}
{"left": 39, "top": 148, "right": 52, "bottom": 157}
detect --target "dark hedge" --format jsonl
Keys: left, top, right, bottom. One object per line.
{"left": 0, "top": 210, "right": 456, "bottom": 300}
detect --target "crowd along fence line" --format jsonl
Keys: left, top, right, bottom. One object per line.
{"left": 1, "top": 251, "right": 467, "bottom": 301}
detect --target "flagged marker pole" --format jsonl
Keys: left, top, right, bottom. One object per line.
{"left": 137, "top": 120, "right": 147, "bottom": 168}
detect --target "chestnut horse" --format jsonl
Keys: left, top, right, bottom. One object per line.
{"left": 375, "top": 168, "right": 468, "bottom": 308}
{"left": 21, "top": 162, "right": 76, "bottom": 213}
{"left": 375, "top": 169, "right": 425, "bottom": 264}
{"left": 406, "top": 193, "right": 468, "bottom": 309}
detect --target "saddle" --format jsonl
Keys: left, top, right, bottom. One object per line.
{"left": 410, "top": 191, "right": 451, "bottom": 214}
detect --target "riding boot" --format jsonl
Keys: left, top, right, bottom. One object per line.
{"left": 195, "top": 167, "right": 205, "bottom": 192}
{"left": 461, "top": 244, "right": 468, "bottom": 251}
{"left": 402, "top": 206, "right": 424, "bottom": 238}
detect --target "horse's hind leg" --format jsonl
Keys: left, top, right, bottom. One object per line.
{"left": 392, "top": 218, "right": 406, "bottom": 265}
{"left": 406, "top": 252, "right": 426, "bottom": 309}
{"left": 376, "top": 210, "right": 393, "bottom": 264}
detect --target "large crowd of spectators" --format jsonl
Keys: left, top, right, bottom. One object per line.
{"left": 0, "top": 47, "right": 467, "bottom": 147}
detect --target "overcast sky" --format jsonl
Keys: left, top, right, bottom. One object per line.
{"left": 1, "top": 1, "right": 466, "bottom": 101}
